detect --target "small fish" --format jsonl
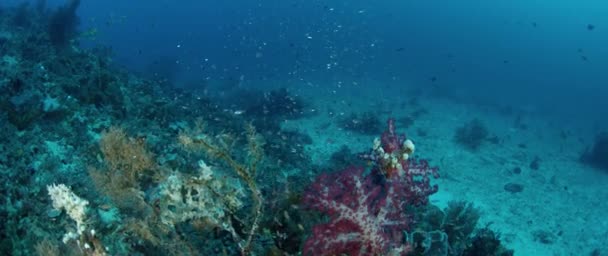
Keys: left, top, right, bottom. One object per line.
{"left": 587, "top": 24, "right": 595, "bottom": 30}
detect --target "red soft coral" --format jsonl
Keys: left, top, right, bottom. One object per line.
{"left": 302, "top": 166, "right": 412, "bottom": 256}
{"left": 302, "top": 118, "right": 439, "bottom": 255}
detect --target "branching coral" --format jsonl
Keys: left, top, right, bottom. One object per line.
{"left": 442, "top": 201, "right": 481, "bottom": 254}
{"left": 47, "top": 183, "right": 89, "bottom": 236}
{"left": 89, "top": 126, "right": 155, "bottom": 216}
{"left": 80, "top": 123, "right": 266, "bottom": 255}
{"left": 98, "top": 127, "right": 155, "bottom": 182}
{"left": 156, "top": 160, "right": 245, "bottom": 232}
{"left": 178, "top": 122, "right": 265, "bottom": 255}
{"left": 46, "top": 184, "right": 107, "bottom": 255}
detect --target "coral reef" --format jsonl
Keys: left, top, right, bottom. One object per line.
{"left": 44, "top": 124, "right": 266, "bottom": 255}
{"left": 0, "top": 3, "right": 515, "bottom": 255}
{"left": 302, "top": 119, "right": 512, "bottom": 256}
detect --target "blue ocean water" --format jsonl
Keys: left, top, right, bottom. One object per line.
{"left": 1, "top": 1, "right": 607, "bottom": 255}
{"left": 77, "top": 0, "right": 608, "bottom": 121}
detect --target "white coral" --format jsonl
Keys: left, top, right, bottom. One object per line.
{"left": 47, "top": 184, "right": 89, "bottom": 235}
{"left": 157, "top": 162, "right": 244, "bottom": 231}
{"left": 197, "top": 159, "right": 213, "bottom": 181}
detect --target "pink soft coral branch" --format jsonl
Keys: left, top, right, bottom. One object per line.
{"left": 302, "top": 118, "right": 438, "bottom": 256}
{"left": 302, "top": 166, "right": 410, "bottom": 256}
